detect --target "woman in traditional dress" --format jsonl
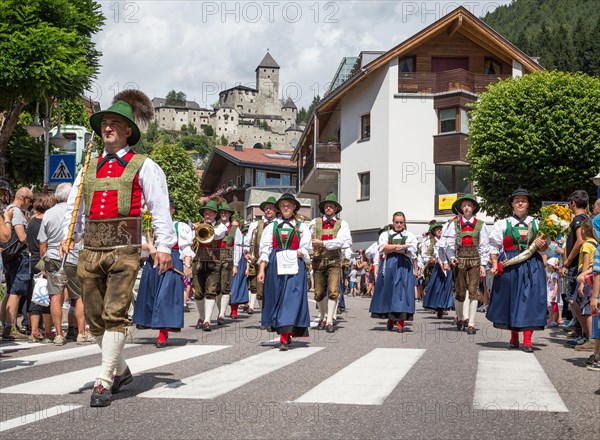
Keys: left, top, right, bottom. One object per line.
{"left": 134, "top": 200, "right": 194, "bottom": 348}
{"left": 229, "top": 222, "right": 249, "bottom": 318}
{"left": 369, "top": 212, "right": 418, "bottom": 332}
{"left": 487, "top": 189, "right": 548, "bottom": 352}
{"left": 257, "top": 193, "right": 311, "bottom": 351}
{"left": 422, "top": 223, "right": 454, "bottom": 318}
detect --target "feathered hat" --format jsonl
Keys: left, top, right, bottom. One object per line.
{"left": 89, "top": 90, "right": 154, "bottom": 146}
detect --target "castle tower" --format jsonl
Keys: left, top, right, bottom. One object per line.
{"left": 281, "top": 97, "right": 297, "bottom": 126}
{"left": 255, "top": 51, "right": 280, "bottom": 116}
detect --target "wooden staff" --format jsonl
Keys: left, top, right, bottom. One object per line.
{"left": 64, "top": 139, "right": 95, "bottom": 254}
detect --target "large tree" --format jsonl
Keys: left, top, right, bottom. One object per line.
{"left": 0, "top": 0, "right": 104, "bottom": 179}
{"left": 150, "top": 144, "right": 202, "bottom": 222}
{"left": 468, "top": 71, "right": 600, "bottom": 218}
{"left": 165, "top": 90, "right": 187, "bottom": 107}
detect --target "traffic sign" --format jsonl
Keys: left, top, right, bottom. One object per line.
{"left": 48, "top": 154, "right": 75, "bottom": 183}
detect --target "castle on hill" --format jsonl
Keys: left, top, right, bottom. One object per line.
{"left": 153, "top": 51, "right": 304, "bottom": 150}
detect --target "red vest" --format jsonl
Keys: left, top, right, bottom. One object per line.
{"left": 460, "top": 218, "right": 477, "bottom": 247}
{"left": 321, "top": 218, "right": 336, "bottom": 241}
{"left": 89, "top": 150, "right": 143, "bottom": 219}
{"left": 272, "top": 225, "right": 301, "bottom": 250}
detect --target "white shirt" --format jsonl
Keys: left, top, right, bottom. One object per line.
{"left": 488, "top": 215, "right": 538, "bottom": 255}
{"left": 442, "top": 216, "right": 491, "bottom": 265}
{"left": 378, "top": 229, "right": 418, "bottom": 260}
{"left": 173, "top": 220, "right": 195, "bottom": 261}
{"left": 219, "top": 222, "right": 243, "bottom": 267}
{"left": 258, "top": 218, "right": 312, "bottom": 263}
{"left": 308, "top": 216, "right": 352, "bottom": 251}
{"left": 63, "top": 147, "right": 176, "bottom": 254}
{"left": 365, "top": 241, "right": 379, "bottom": 264}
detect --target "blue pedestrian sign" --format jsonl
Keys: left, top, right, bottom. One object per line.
{"left": 48, "top": 154, "right": 76, "bottom": 183}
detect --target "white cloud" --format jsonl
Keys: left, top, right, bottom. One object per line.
{"left": 91, "top": 0, "right": 511, "bottom": 109}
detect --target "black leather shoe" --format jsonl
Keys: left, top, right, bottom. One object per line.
{"left": 111, "top": 367, "right": 133, "bottom": 394}
{"left": 217, "top": 317, "right": 225, "bottom": 326}
{"left": 202, "top": 321, "right": 211, "bottom": 332}
{"left": 156, "top": 340, "right": 167, "bottom": 348}
{"left": 279, "top": 342, "right": 289, "bottom": 351}
{"left": 247, "top": 308, "right": 254, "bottom": 315}
{"left": 509, "top": 342, "right": 520, "bottom": 349}
{"left": 90, "top": 384, "right": 112, "bottom": 407}
{"left": 522, "top": 345, "right": 534, "bottom": 353}
{"left": 318, "top": 319, "right": 326, "bottom": 330}
{"left": 325, "top": 323, "right": 335, "bottom": 333}
{"left": 386, "top": 320, "right": 394, "bottom": 331}
{"left": 195, "top": 319, "right": 203, "bottom": 329}
{"left": 466, "top": 326, "right": 476, "bottom": 335}
{"left": 456, "top": 320, "right": 464, "bottom": 331}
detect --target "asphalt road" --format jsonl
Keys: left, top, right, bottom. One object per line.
{"left": 1, "top": 295, "right": 598, "bottom": 440}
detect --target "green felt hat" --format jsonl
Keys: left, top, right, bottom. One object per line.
{"left": 452, "top": 194, "right": 480, "bottom": 216}
{"left": 218, "top": 202, "right": 234, "bottom": 214}
{"left": 428, "top": 223, "right": 444, "bottom": 234}
{"left": 259, "top": 196, "right": 279, "bottom": 212}
{"left": 90, "top": 100, "right": 141, "bottom": 146}
{"left": 275, "top": 193, "right": 301, "bottom": 212}
{"left": 319, "top": 193, "right": 342, "bottom": 214}
{"left": 201, "top": 200, "right": 219, "bottom": 214}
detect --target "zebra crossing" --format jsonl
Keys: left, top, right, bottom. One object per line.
{"left": 0, "top": 340, "right": 569, "bottom": 414}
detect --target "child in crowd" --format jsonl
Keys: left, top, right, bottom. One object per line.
{"left": 546, "top": 258, "right": 559, "bottom": 327}
{"left": 568, "top": 220, "right": 598, "bottom": 350}
{"left": 349, "top": 266, "right": 358, "bottom": 297}
{"left": 587, "top": 215, "right": 600, "bottom": 371}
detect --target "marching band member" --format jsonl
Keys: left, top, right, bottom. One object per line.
{"left": 213, "top": 202, "right": 242, "bottom": 324}
{"left": 487, "top": 189, "right": 548, "bottom": 352}
{"left": 309, "top": 194, "right": 352, "bottom": 333}
{"left": 245, "top": 196, "right": 279, "bottom": 314}
{"left": 422, "top": 223, "right": 454, "bottom": 317}
{"left": 61, "top": 90, "right": 175, "bottom": 407}
{"left": 442, "top": 194, "right": 490, "bottom": 334}
{"left": 369, "top": 212, "right": 418, "bottom": 332}
{"left": 134, "top": 199, "right": 194, "bottom": 348}
{"left": 257, "top": 193, "right": 311, "bottom": 351}
{"left": 192, "top": 200, "right": 228, "bottom": 331}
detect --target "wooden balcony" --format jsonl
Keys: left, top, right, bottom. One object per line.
{"left": 301, "top": 142, "right": 341, "bottom": 184}
{"left": 434, "top": 133, "right": 469, "bottom": 163}
{"left": 398, "top": 69, "right": 510, "bottom": 94}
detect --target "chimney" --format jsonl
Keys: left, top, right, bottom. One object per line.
{"left": 234, "top": 144, "right": 243, "bottom": 152}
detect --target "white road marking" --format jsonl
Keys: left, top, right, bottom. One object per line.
{"left": 473, "top": 351, "right": 568, "bottom": 412}
{"left": 0, "top": 344, "right": 136, "bottom": 374}
{"left": 295, "top": 348, "right": 426, "bottom": 405}
{"left": 0, "top": 405, "right": 82, "bottom": 432}
{"left": 140, "top": 346, "right": 324, "bottom": 399}
{"left": 1, "top": 345, "right": 229, "bottom": 395}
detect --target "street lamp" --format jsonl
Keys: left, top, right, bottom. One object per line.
{"left": 49, "top": 101, "right": 67, "bottom": 149}
{"left": 591, "top": 167, "right": 600, "bottom": 199}
{"left": 24, "top": 102, "right": 45, "bottom": 138}
{"left": 25, "top": 98, "right": 56, "bottom": 190}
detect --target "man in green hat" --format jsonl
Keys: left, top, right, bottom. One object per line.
{"left": 244, "top": 196, "right": 279, "bottom": 313}
{"left": 441, "top": 193, "right": 490, "bottom": 335}
{"left": 213, "top": 202, "right": 242, "bottom": 323}
{"left": 309, "top": 194, "right": 352, "bottom": 333}
{"left": 61, "top": 90, "right": 175, "bottom": 407}
{"left": 192, "top": 199, "right": 230, "bottom": 331}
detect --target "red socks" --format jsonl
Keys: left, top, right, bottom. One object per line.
{"left": 397, "top": 320, "right": 405, "bottom": 331}
{"left": 510, "top": 331, "right": 519, "bottom": 345}
{"left": 157, "top": 329, "right": 169, "bottom": 344}
{"left": 523, "top": 330, "right": 533, "bottom": 347}
{"left": 280, "top": 332, "right": 292, "bottom": 345}
{"left": 231, "top": 304, "right": 239, "bottom": 318}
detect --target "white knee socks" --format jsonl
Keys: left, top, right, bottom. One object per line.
{"left": 219, "top": 294, "right": 230, "bottom": 318}
{"left": 249, "top": 293, "right": 257, "bottom": 310}
{"left": 455, "top": 300, "right": 464, "bottom": 321}
{"left": 97, "top": 331, "right": 126, "bottom": 388}
{"left": 469, "top": 299, "right": 478, "bottom": 328}
{"left": 327, "top": 299, "right": 338, "bottom": 324}
{"left": 196, "top": 300, "right": 205, "bottom": 320}
{"left": 318, "top": 299, "right": 327, "bottom": 321}
{"left": 204, "top": 299, "right": 216, "bottom": 323}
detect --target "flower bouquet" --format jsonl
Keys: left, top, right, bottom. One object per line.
{"left": 499, "top": 204, "right": 571, "bottom": 274}
{"left": 142, "top": 209, "right": 153, "bottom": 244}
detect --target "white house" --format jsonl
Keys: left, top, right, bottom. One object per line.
{"left": 292, "top": 6, "right": 542, "bottom": 247}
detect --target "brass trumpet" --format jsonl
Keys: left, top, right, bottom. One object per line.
{"left": 195, "top": 223, "right": 214, "bottom": 244}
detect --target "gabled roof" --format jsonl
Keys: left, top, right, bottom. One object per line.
{"left": 219, "top": 85, "right": 258, "bottom": 95}
{"left": 152, "top": 97, "right": 201, "bottom": 110}
{"left": 293, "top": 6, "right": 543, "bottom": 160}
{"left": 202, "top": 145, "right": 295, "bottom": 192}
{"left": 256, "top": 51, "right": 280, "bottom": 70}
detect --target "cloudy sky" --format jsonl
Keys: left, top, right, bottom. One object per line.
{"left": 91, "top": 0, "right": 511, "bottom": 110}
